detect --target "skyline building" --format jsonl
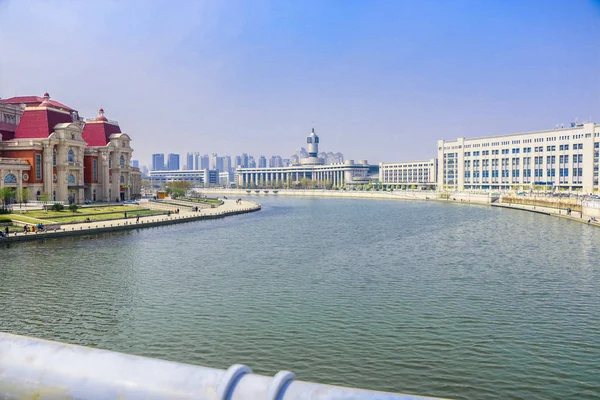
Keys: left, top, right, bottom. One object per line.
{"left": 167, "top": 153, "right": 180, "bottom": 171}
{"left": 152, "top": 153, "right": 165, "bottom": 171}
{"left": 258, "top": 155, "right": 267, "bottom": 168}
{"left": 185, "top": 152, "right": 194, "bottom": 170}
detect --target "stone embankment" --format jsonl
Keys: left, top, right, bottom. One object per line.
{"left": 199, "top": 188, "right": 600, "bottom": 227}
{"left": 0, "top": 199, "right": 260, "bottom": 244}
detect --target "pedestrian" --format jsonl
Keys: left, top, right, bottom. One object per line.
{"left": 136, "top": 215, "right": 140, "bottom": 223}
{"left": 124, "top": 212, "right": 128, "bottom": 219}
{"left": 4, "top": 226, "right": 8, "bottom": 236}
{"left": 23, "top": 225, "right": 28, "bottom": 233}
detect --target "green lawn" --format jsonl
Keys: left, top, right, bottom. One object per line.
{"left": 57, "top": 209, "right": 165, "bottom": 224}
{"left": 21, "top": 206, "right": 143, "bottom": 219}
{"left": 180, "top": 197, "right": 222, "bottom": 204}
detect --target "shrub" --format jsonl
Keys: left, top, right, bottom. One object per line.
{"left": 51, "top": 203, "right": 65, "bottom": 212}
{"left": 68, "top": 203, "right": 79, "bottom": 213}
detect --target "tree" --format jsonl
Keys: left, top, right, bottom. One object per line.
{"left": 68, "top": 203, "right": 79, "bottom": 212}
{"left": 170, "top": 180, "right": 192, "bottom": 190}
{"left": 51, "top": 203, "right": 65, "bottom": 212}
{"left": 17, "top": 188, "right": 30, "bottom": 204}
{"left": 170, "top": 187, "right": 186, "bottom": 198}
{"left": 0, "top": 187, "right": 15, "bottom": 211}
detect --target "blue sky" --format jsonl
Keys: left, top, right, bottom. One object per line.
{"left": 1, "top": 0, "right": 599, "bottom": 166}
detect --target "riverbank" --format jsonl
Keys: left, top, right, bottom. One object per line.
{"left": 0, "top": 199, "right": 261, "bottom": 243}
{"left": 199, "top": 188, "right": 600, "bottom": 228}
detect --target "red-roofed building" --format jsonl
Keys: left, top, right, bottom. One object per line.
{"left": 0, "top": 93, "right": 141, "bottom": 203}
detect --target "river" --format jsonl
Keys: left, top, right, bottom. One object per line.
{"left": 1, "top": 197, "right": 598, "bottom": 399}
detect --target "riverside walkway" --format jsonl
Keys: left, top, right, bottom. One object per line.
{"left": 0, "top": 199, "right": 260, "bottom": 243}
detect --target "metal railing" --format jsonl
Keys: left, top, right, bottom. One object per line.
{"left": 0, "top": 332, "right": 443, "bottom": 400}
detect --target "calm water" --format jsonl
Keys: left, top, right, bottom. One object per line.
{"left": 1, "top": 197, "right": 599, "bottom": 399}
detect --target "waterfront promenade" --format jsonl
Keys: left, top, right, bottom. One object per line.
{"left": 199, "top": 188, "right": 600, "bottom": 227}
{"left": 0, "top": 199, "right": 260, "bottom": 243}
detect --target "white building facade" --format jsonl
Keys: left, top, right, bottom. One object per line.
{"left": 236, "top": 129, "right": 373, "bottom": 188}
{"left": 438, "top": 122, "right": 599, "bottom": 192}
{"left": 379, "top": 159, "right": 437, "bottom": 189}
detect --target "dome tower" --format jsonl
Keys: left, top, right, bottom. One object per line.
{"left": 307, "top": 128, "right": 319, "bottom": 157}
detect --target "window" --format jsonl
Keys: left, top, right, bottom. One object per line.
{"left": 120, "top": 155, "right": 125, "bottom": 167}
{"left": 68, "top": 149, "right": 75, "bottom": 163}
{"left": 93, "top": 159, "right": 98, "bottom": 181}
{"left": 35, "top": 154, "right": 42, "bottom": 180}
{"left": 3, "top": 173, "right": 17, "bottom": 184}
{"left": 53, "top": 149, "right": 57, "bottom": 166}
{"left": 109, "top": 155, "right": 112, "bottom": 169}
{"left": 68, "top": 174, "right": 76, "bottom": 184}
{"left": 120, "top": 175, "right": 125, "bottom": 184}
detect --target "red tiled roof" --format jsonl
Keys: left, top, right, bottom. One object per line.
{"left": 82, "top": 121, "right": 122, "bottom": 146}
{"left": 14, "top": 108, "right": 74, "bottom": 139}
{"left": 0, "top": 95, "right": 76, "bottom": 112}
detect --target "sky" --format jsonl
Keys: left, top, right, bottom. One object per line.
{"left": 1, "top": 0, "right": 599, "bottom": 167}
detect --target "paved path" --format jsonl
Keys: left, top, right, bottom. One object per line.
{"left": 493, "top": 202, "right": 600, "bottom": 227}
{"left": 0, "top": 199, "right": 260, "bottom": 243}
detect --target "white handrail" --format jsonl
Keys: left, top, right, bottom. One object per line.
{"left": 0, "top": 332, "right": 444, "bottom": 400}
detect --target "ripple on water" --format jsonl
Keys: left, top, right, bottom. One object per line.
{"left": 1, "top": 197, "right": 599, "bottom": 400}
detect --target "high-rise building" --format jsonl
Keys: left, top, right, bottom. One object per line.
{"left": 249, "top": 156, "right": 256, "bottom": 168}
{"left": 258, "top": 155, "right": 267, "bottom": 168}
{"left": 242, "top": 153, "right": 249, "bottom": 168}
{"left": 167, "top": 153, "right": 180, "bottom": 170}
{"left": 200, "top": 154, "right": 209, "bottom": 169}
{"left": 152, "top": 153, "right": 165, "bottom": 171}
{"left": 269, "top": 155, "right": 283, "bottom": 168}
{"left": 223, "top": 156, "right": 232, "bottom": 173}
{"left": 186, "top": 152, "right": 194, "bottom": 170}
{"left": 193, "top": 152, "right": 200, "bottom": 170}
{"left": 131, "top": 160, "right": 140, "bottom": 168}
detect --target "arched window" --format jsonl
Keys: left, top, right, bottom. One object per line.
{"left": 53, "top": 149, "right": 57, "bottom": 166}
{"left": 120, "top": 155, "right": 125, "bottom": 166}
{"left": 68, "top": 174, "right": 76, "bottom": 184}
{"left": 108, "top": 154, "right": 112, "bottom": 169}
{"left": 68, "top": 149, "right": 75, "bottom": 163}
{"left": 3, "top": 173, "right": 17, "bottom": 184}
{"left": 120, "top": 175, "right": 125, "bottom": 184}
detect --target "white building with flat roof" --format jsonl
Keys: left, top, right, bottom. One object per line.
{"left": 437, "top": 122, "right": 599, "bottom": 192}
{"left": 379, "top": 159, "right": 437, "bottom": 189}
{"left": 236, "top": 129, "right": 374, "bottom": 188}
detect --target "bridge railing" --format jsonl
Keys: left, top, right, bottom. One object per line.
{"left": 0, "top": 332, "right": 444, "bottom": 400}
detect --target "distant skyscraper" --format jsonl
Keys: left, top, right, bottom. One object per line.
{"left": 200, "top": 154, "right": 209, "bottom": 169}
{"left": 249, "top": 156, "right": 256, "bottom": 168}
{"left": 186, "top": 152, "right": 194, "bottom": 170}
{"left": 152, "top": 153, "right": 165, "bottom": 171}
{"left": 167, "top": 153, "right": 180, "bottom": 170}
{"left": 131, "top": 160, "right": 139, "bottom": 168}
{"left": 258, "top": 155, "right": 267, "bottom": 168}
{"left": 269, "top": 155, "right": 283, "bottom": 168}
{"left": 223, "top": 155, "right": 232, "bottom": 173}
{"left": 193, "top": 152, "right": 200, "bottom": 170}
{"left": 242, "top": 153, "right": 249, "bottom": 168}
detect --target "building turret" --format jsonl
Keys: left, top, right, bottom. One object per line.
{"left": 307, "top": 128, "right": 319, "bottom": 157}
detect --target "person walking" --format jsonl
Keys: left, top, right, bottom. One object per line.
{"left": 136, "top": 215, "right": 140, "bottom": 223}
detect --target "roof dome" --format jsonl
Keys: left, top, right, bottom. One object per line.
{"left": 39, "top": 92, "right": 51, "bottom": 107}
{"left": 309, "top": 127, "right": 318, "bottom": 137}
{"left": 95, "top": 108, "right": 108, "bottom": 121}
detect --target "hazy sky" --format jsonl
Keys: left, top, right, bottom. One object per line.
{"left": 1, "top": 0, "right": 599, "bottom": 166}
